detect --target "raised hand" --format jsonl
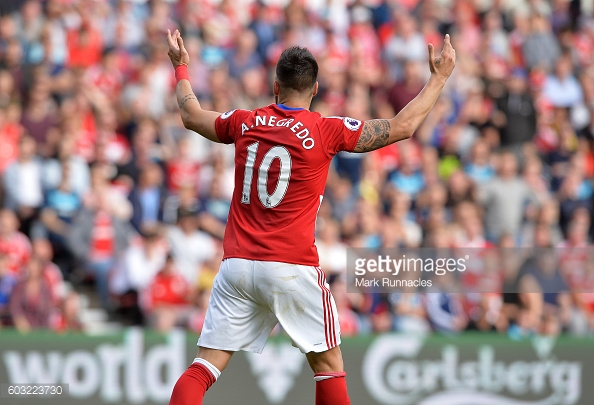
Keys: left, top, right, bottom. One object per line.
{"left": 167, "top": 29, "right": 190, "bottom": 68}
{"left": 428, "top": 34, "right": 456, "bottom": 81}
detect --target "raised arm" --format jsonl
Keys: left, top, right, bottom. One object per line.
{"left": 353, "top": 34, "right": 456, "bottom": 153}
{"left": 167, "top": 29, "right": 221, "bottom": 143}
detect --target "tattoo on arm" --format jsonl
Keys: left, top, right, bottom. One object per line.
{"left": 179, "top": 94, "right": 197, "bottom": 109}
{"left": 353, "top": 119, "right": 391, "bottom": 152}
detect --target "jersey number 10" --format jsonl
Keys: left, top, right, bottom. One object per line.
{"left": 241, "top": 142, "right": 291, "bottom": 208}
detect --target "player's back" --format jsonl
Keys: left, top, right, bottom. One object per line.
{"left": 214, "top": 103, "right": 362, "bottom": 266}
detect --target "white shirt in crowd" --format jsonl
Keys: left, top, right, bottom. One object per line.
{"left": 167, "top": 226, "right": 216, "bottom": 284}
{"left": 15, "top": 161, "right": 44, "bottom": 207}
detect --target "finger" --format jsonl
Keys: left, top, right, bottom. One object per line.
{"left": 428, "top": 43, "right": 437, "bottom": 72}
{"left": 443, "top": 33, "right": 453, "bottom": 50}
{"left": 167, "top": 29, "right": 174, "bottom": 47}
{"left": 169, "top": 30, "right": 181, "bottom": 50}
{"left": 178, "top": 35, "right": 187, "bottom": 53}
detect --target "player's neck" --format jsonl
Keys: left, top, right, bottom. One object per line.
{"left": 275, "top": 96, "right": 311, "bottom": 111}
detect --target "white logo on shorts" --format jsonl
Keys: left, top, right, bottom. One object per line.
{"left": 221, "top": 109, "right": 236, "bottom": 120}
{"left": 343, "top": 117, "right": 362, "bottom": 131}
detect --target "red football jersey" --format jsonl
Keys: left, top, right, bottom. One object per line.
{"left": 215, "top": 104, "right": 364, "bottom": 266}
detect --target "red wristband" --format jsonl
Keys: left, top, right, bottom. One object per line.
{"left": 175, "top": 64, "right": 190, "bottom": 83}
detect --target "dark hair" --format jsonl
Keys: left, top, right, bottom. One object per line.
{"left": 276, "top": 46, "right": 318, "bottom": 92}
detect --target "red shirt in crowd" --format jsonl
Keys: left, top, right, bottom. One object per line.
{"left": 67, "top": 25, "right": 103, "bottom": 69}
{"left": 145, "top": 271, "right": 189, "bottom": 311}
{"left": 167, "top": 159, "right": 200, "bottom": 194}
{"left": 0, "top": 122, "right": 22, "bottom": 173}
{"left": 89, "top": 211, "right": 115, "bottom": 262}
{"left": 0, "top": 232, "right": 32, "bottom": 274}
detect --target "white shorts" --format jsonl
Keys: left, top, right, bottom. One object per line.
{"left": 198, "top": 258, "right": 340, "bottom": 354}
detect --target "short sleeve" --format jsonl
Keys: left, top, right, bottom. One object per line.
{"left": 214, "top": 109, "right": 252, "bottom": 144}
{"left": 317, "top": 116, "right": 364, "bottom": 156}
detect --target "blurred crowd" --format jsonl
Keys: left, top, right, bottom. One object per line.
{"left": 0, "top": 0, "right": 593, "bottom": 339}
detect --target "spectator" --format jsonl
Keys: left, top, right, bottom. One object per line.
{"left": 387, "top": 192, "right": 422, "bottom": 247}
{"left": 235, "top": 68, "right": 271, "bottom": 111}
{"left": 501, "top": 248, "right": 540, "bottom": 338}
{"left": 93, "top": 106, "right": 130, "bottom": 167}
{"left": 43, "top": 135, "right": 91, "bottom": 196}
{"left": 110, "top": 227, "right": 168, "bottom": 297}
{"left": 165, "top": 135, "right": 200, "bottom": 195}
{"left": 13, "top": 0, "right": 44, "bottom": 47}
{"left": 316, "top": 219, "right": 348, "bottom": 276}
{"left": 9, "top": 257, "right": 54, "bottom": 333}
{"left": 522, "top": 12, "right": 561, "bottom": 71}
{"left": 19, "top": 75, "right": 58, "bottom": 156}
{"left": 54, "top": 292, "right": 83, "bottom": 333}
{"left": 521, "top": 199, "right": 564, "bottom": 247}
{"left": 228, "top": 28, "right": 261, "bottom": 80}
{"left": 162, "top": 185, "right": 201, "bottom": 225}
{"left": 388, "top": 142, "right": 425, "bottom": 198}
{"left": 543, "top": 52, "right": 584, "bottom": 108}
{"left": 479, "top": 151, "right": 537, "bottom": 242}
{"left": 564, "top": 251, "right": 594, "bottom": 335}
{"left": 330, "top": 278, "right": 361, "bottom": 337}
{"left": 390, "top": 267, "right": 431, "bottom": 334}
{"left": 143, "top": 254, "right": 191, "bottom": 333}
{"left": 415, "top": 182, "right": 450, "bottom": 233}
{"left": 557, "top": 168, "right": 593, "bottom": 229}
{"left": 495, "top": 68, "right": 537, "bottom": 148}
{"left": 0, "top": 209, "right": 31, "bottom": 274}
{"left": 3, "top": 135, "right": 44, "bottom": 232}
{"left": 522, "top": 155, "right": 551, "bottom": 204}
{"left": 167, "top": 209, "right": 216, "bottom": 284}
{"left": 383, "top": 11, "right": 427, "bottom": 82}
{"left": 464, "top": 138, "right": 495, "bottom": 184}
{"left": 68, "top": 191, "right": 134, "bottom": 309}
{"left": 559, "top": 208, "right": 591, "bottom": 248}
{"left": 129, "top": 162, "right": 167, "bottom": 232}
{"left": 482, "top": 9, "right": 510, "bottom": 60}
{"left": 0, "top": 254, "right": 16, "bottom": 326}
{"left": 66, "top": 12, "right": 103, "bottom": 69}
{"left": 369, "top": 300, "right": 393, "bottom": 333}
{"left": 519, "top": 249, "right": 572, "bottom": 335}
{"left": 326, "top": 176, "right": 357, "bottom": 223}
{"left": 0, "top": 101, "right": 24, "bottom": 174}
{"left": 198, "top": 175, "right": 231, "bottom": 240}
{"left": 453, "top": 201, "right": 489, "bottom": 248}
{"left": 387, "top": 59, "right": 426, "bottom": 116}
{"left": 37, "top": 159, "right": 82, "bottom": 246}
{"left": 84, "top": 47, "right": 124, "bottom": 103}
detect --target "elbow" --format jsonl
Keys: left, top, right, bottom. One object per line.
{"left": 398, "top": 127, "right": 414, "bottom": 141}
{"left": 391, "top": 121, "right": 414, "bottom": 142}
{"left": 180, "top": 112, "right": 195, "bottom": 131}
{"left": 182, "top": 119, "right": 192, "bottom": 130}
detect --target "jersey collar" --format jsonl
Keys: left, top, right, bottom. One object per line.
{"left": 276, "top": 103, "right": 305, "bottom": 111}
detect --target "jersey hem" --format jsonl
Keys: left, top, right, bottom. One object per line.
{"left": 222, "top": 254, "right": 320, "bottom": 268}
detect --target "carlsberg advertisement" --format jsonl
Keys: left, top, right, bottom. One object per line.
{"left": 0, "top": 329, "right": 591, "bottom": 404}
